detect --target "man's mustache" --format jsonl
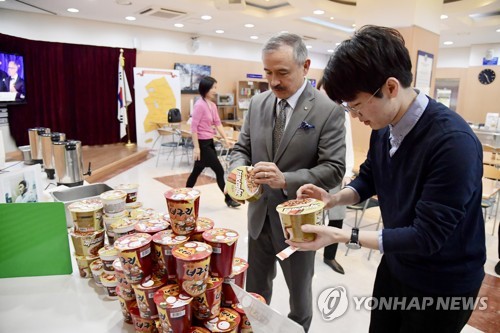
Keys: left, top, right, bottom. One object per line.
{"left": 272, "top": 85, "right": 285, "bottom": 91}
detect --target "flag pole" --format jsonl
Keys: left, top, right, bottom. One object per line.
{"left": 120, "top": 49, "right": 135, "bottom": 148}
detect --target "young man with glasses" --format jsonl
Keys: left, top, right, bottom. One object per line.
{"left": 288, "top": 25, "right": 485, "bottom": 333}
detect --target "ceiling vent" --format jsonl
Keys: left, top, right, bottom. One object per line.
{"left": 214, "top": 0, "right": 246, "bottom": 10}
{"left": 139, "top": 6, "right": 187, "bottom": 19}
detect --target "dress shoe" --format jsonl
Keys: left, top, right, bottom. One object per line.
{"left": 225, "top": 198, "right": 241, "bottom": 208}
{"left": 324, "top": 258, "right": 345, "bottom": 275}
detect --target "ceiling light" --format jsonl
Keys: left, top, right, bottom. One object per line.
{"left": 443, "top": 41, "right": 454, "bottom": 45}
{"left": 201, "top": 15, "right": 212, "bottom": 20}
{"left": 352, "top": 23, "right": 356, "bottom": 28}
{"left": 335, "top": 42, "right": 340, "bottom": 46}
{"left": 497, "top": 28, "right": 500, "bottom": 32}
{"left": 313, "top": 10, "right": 325, "bottom": 15}
{"left": 67, "top": 8, "right": 79, "bottom": 13}
{"left": 244, "top": 23, "right": 255, "bottom": 28}
{"left": 330, "top": 16, "right": 335, "bottom": 20}
{"left": 250, "top": 35, "right": 259, "bottom": 40}
{"left": 440, "top": 14, "right": 448, "bottom": 19}
{"left": 215, "top": 30, "right": 224, "bottom": 34}
{"left": 174, "top": 23, "right": 184, "bottom": 28}
{"left": 115, "top": 0, "right": 132, "bottom": 5}
{"left": 306, "top": 45, "right": 312, "bottom": 49}
{"left": 327, "top": 49, "right": 334, "bottom": 53}
{"left": 125, "top": 16, "right": 136, "bottom": 21}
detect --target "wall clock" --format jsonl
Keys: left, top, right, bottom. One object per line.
{"left": 478, "top": 69, "right": 496, "bottom": 85}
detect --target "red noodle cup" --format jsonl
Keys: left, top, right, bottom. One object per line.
{"left": 116, "top": 285, "right": 135, "bottom": 324}
{"left": 226, "top": 166, "right": 262, "bottom": 202}
{"left": 133, "top": 277, "right": 166, "bottom": 319}
{"left": 221, "top": 257, "right": 249, "bottom": 307}
{"left": 130, "top": 303, "right": 157, "bottom": 333}
{"left": 74, "top": 254, "right": 98, "bottom": 278}
{"left": 114, "top": 233, "right": 153, "bottom": 285}
{"left": 89, "top": 258, "right": 104, "bottom": 285}
{"left": 70, "top": 230, "right": 105, "bottom": 257}
{"left": 68, "top": 199, "right": 104, "bottom": 232}
{"left": 154, "top": 284, "right": 193, "bottom": 333}
{"left": 232, "top": 292, "right": 266, "bottom": 333}
{"left": 116, "top": 183, "right": 139, "bottom": 204}
{"left": 113, "top": 258, "right": 135, "bottom": 299}
{"left": 172, "top": 241, "right": 212, "bottom": 297}
{"left": 110, "top": 218, "right": 138, "bottom": 239}
{"left": 152, "top": 230, "right": 190, "bottom": 280}
{"left": 164, "top": 188, "right": 200, "bottom": 236}
{"left": 134, "top": 218, "right": 169, "bottom": 236}
{"left": 98, "top": 245, "right": 118, "bottom": 272}
{"left": 276, "top": 198, "right": 325, "bottom": 242}
{"left": 203, "top": 307, "right": 241, "bottom": 333}
{"left": 100, "top": 271, "right": 118, "bottom": 298}
{"left": 202, "top": 228, "right": 239, "bottom": 278}
{"left": 192, "top": 276, "right": 223, "bottom": 320}
{"left": 188, "top": 327, "right": 211, "bottom": 333}
{"left": 100, "top": 190, "right": 127, "bottom": 214}
{"left": 191, "top": 217, "right": 215, "bottom": 242}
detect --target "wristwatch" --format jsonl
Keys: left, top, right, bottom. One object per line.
{"left": 346, "top": 228, "right": 361, "bottom": 249}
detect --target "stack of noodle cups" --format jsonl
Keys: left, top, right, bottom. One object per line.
{"left": 100, "top": 189, "right": 128, "bottom": 245}
{"left": 116, "top": 183, "right": 143, "bottom": 214}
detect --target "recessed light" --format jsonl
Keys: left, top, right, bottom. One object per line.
{"left": 313, "top": 10, "right": 325, "bottom": 15}
{"left": 115, "top": 0, "right": 132, "bottom": 5}
{"left": 67, "top": 8, "right": 79, "bottom": 13}
{"left": 250, "top": 35, "right": 259, "bottom": 40}
{"left": 335, "top": 42, "right": 340, "bottom": 46}
{"left": 215, "top": 30, "right": 224, "bottom": 34}
{"left": 352, "top": 24, "right": 356, "bottom": 28}
{"left": 125, "top": 16, "right": 136, "bottom": 21}
{"left": 174, "top": 23, "right": 184, "bottom": 28}
{"left": 497, "top": 28, "right": 500, "bottom": 33}
{"left": 244, "top": 23, "right": 255, "bottom": 28}
{"left": 330, "top": 16, "right": 335, "bottom": 20}
{"left": 443, "top": 41, "right": 454, "bottom": 45}
{"left": 201, "top": 15, "right": 212, "bottom": 20}
{"left": 327, "top": 49, "right": 334, "bottom": 53}
{"left": 440, "top": 14, "right": 448, "bottom": 19}
{"left": 306, "top": 45, "right": 312, "bottom": 49}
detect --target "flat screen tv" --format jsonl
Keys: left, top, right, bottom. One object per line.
{"left": 0, "top": 51, "right": 26, "bottom": 105}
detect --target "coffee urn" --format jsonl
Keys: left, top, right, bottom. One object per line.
{"left": 41, "top": 132, "right": 66, "bottom": 179}
{"left": 28, "top": 127, "right": 50, "bottom": 164}
{"left": 53, "top": 140, "right": 91, "bottom": 187}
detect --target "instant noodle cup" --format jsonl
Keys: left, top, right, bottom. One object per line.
{"left": 100, "top": 189, "right": 127, "bottom": 215}
{"left": 103, "top": 211, "right": 127, "bottom": 230}
{"left": 131, "top": 208, "right": 160, "bottom": 221}
{"left": 116, "top": 285, "right": 135, "bottom": 324}
{"left": 154, "top": 284, "right": 193, "bottom": 333}
{"left": 70, "top": 230, "right": 105, "bottom": 257}
{"left": 202, "top": 228, "right": 239, "bottom": 278}
{"left": 188, "top": 327, "right": 210, "bottom": 333}
{"left": 172, "top": 241, "right": 212, "bottom": 297}
{"left": 133, "top": 277, "right": 166, "bottom": 320}
{"left": 232, "top": 292, "right": 266, "bottom": 333}
{"left": 191, "top": 217, "right": 214, "bottom": 242}
{"left": 113, "top": 258, "right": 135, "bottom": 299}
{"left": 204, "top": 307, "right": 241, "bottom": 333}
{"left": 276, "top": 198, "right": 326, "bottom": 242}
{"left": 164, "top": 188, "right": 200, "bottom": 236}
{"left": 134, "top": 218, "right": 169, "bottom": 236}
{"left": 98, "top": 245, "right": 119, "bottom": 272}
{"left": 116, "top": 183, "right": 139, "bottom": 205}
{"left": 114, "top": 233, "right": 153, "bottom": 285}
{"left": 192, "top": 276, "right": 223, "bottom": 320}
{"left": 221, "top": 257, "right": 249, "bottom": 307}
{"left": 100, "top": 271, "right": 118, "bottom": 298}
{"left": 130, "top": 303, "right": 157, "bottom": 333}
{"left": 68, "top": 199, "right": 104, "bottom": 232}
{"left": 226, "top": 166, "right": 262, "bottom": 202}
{"left": 152, "top": 230, "right": 190, "bottom": 281}
{"left": 74, "top": 254, "right": 99, "bottom": 278}
{"left": 89, "top": 258, "right": 104, "bottom": 285}
{"left": 111, "top": 218, "right": 138, "bottom": 239}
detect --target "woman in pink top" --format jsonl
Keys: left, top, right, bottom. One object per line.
{"left": 186, "top": 76, "right": 240, "bottom": 208}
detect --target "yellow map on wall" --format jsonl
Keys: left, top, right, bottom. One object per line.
{"left": 143, "top": 77, "right": 177, "bottom": 133}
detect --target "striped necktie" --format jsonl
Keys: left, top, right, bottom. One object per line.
{"left": 273, "top": 99, "right": 288, "bottom": 155}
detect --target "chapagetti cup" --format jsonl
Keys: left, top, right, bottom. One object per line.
{"left": 114, "top": 233, "right": 153, "bottom": 285}
{"left": 98, "top": 244, "right": 119, "bottom": 272}
{"left": 113, "top": 258, "right": 135, "bottom": 299}
{"left": 100, "top": 271, "right": 118, "bottom": 298}
{"left": 134, "top": 218, "right": 169, "bottom": 236}
{"left": 89, "top": 258, "right": 104, "bottom": 285}
{"left": 172, "top": 241, "right": 212, "bottom": 297}
{"left": 202, "top": 228, "right": 239, "bottom": 278}
{"left": 130, "top": 208, "right": 159, "bottom": 221}
{"left": 192, "top": 276, "right": 223, "bottom": 320}
{"left": 191, "top": 217, "right": 215, "bottom": 242}
{"left": 221, "top": 257, "right": 249, "bottom": 307}
{"left": 100, "top": 189, "right": 127, "bottom": 214}
{"left": 152, "top": 230, "right": 190, "bottom": 280}
{"left": 74, "top": 254, "right": 99, "bottom": 278}
{"left": 232, "top": 292, "right": 266, "bottom": 333}
{"left": 68, "top": 199, "right": 104, "bottom": 232}
{"left": 70, "top": 230, "right": 105, "bottom": 257}
{"left": 154, "top": 284, "right": 193, "bottom": 333}
{"left": 276, "top": 198, "right": 326, "bottom": 242}
{"left": 130, "top": 303, "right": 157, "bottom": 333}
{"left": 133, "top": 277, "right": 166, "bottom": 319}
{"left": 115, "top": 183, "right": 139, "bottom": 206}
{"left": 164, "top": 188, "right": 200, "bottom": 235}
{"left": 226, "top": 166, "right": 262, "bottom": 202}
{"left": 203, "top": 307, "right": 241, "bottom": 333}
{"left": 110, "top": 218, "right": 138, "bottom": 239}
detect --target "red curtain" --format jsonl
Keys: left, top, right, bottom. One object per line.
{"left": 0, "top": 33, "right": 136, "bottom": 147}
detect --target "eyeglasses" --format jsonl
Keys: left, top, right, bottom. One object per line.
{"left": 344, "top": 87, "right": 381, "bottom": 115}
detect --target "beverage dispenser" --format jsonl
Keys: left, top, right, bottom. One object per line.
{"left": 28, "top": 127, "right": 50, "bottom": 164}
{"left": 53, "top": 140, "right": 91, "bottom": 187}
{"left": 41, "top": 132, "right": 66, "bottom": 179}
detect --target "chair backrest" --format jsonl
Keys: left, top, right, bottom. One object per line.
{"left": 483, "top": 164, "right": 500, "bottom": 181}
{"left": 232, "top": 130, "right": 240, "bottom": 141}
{"left": 168, "top": 108, "right": 182, "bottom": 123}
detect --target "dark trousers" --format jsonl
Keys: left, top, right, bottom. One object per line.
{"left": 186, "top": 139, "right": 229, "bottom": 200}
{"left": 324, "top": 219, "right": 343, "bottom": 259}
{"left": 246, "top": 217, "right": 315, "bottom": 332}
{"left": 369, "top": 256, "right": 481, "bottom": 333}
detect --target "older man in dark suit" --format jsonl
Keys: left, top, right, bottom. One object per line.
{"left": 229, "top": 32, "right": 345, "bottom": 332}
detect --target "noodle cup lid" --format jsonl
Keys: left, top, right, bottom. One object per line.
{"left": 104, "top": 210, "right": 127, "bottom": 218}
{"left": 126, "top": 201, "right": 143, "bottom": 209}
{"left": 98, "top": 244, "right": 118, "bottom": 260}
{"left": 188, "top": 327, "right": 211, "bottom": 333}
{"left": 90, "top": 259, "right": 104, "bottom": 271}
{"left": 164, "top": 187, "right": 200, "bottom": 201}
{"left": 230, "top": 257, "right": 249, "bottom": 277}
{"left": 202, "top": 228, "right": 239, "bottom": 244}
{"left": 249, "top": 292, "right": 266, "bottom": 303}
{"left": 226, "top": 166, "right": 261, "bottom": 201}
{"left": 152, "top": 230, "right": 189, "bottom": 246}
{"left": 195, "top": 217, "right": 214, "bottom": 233}
{"left": 110, "top": 218, "right": 137, "bottom": 233}
{"left": 134, "top": 218, "right": 169, "bottom": 233}
{"left": 116, "top": 183, "right": 139, "bottom": 191}
{"left": 206, "top": 276, "right": 223, "bottom": 290}
{"left": 172, "top": 241, "right": 212, "bottom": 261}
{"left": 114, "top": 233, "right": 152, "bottom": 251}
{"left": 100, "top": 271, "right": 117, "bottom": 283}
{"left": 154, "top": 285, "right": 193, "bottom": 309}
{"left": 232, "top": 292, "right": 265, "bottom": 314}
{"left": 134, "top": 277, "right": 166, "bottom": 291}
{"left": 100, "top": 189, "right": 127, "bottom": 201}
{"left": 276, "top": 198, "right": 325, "bottom": 216}
{"left": 204, "top": 308, "right": 240, "bottom": 332}
{"left": 112, "top": 257, "right": 123, "bottom": 272}
{"left": 130, "top": 208, "right": 158, "bottom": 220}
{"left": 68, "top": 199, "right": 103, "bottom": 212}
